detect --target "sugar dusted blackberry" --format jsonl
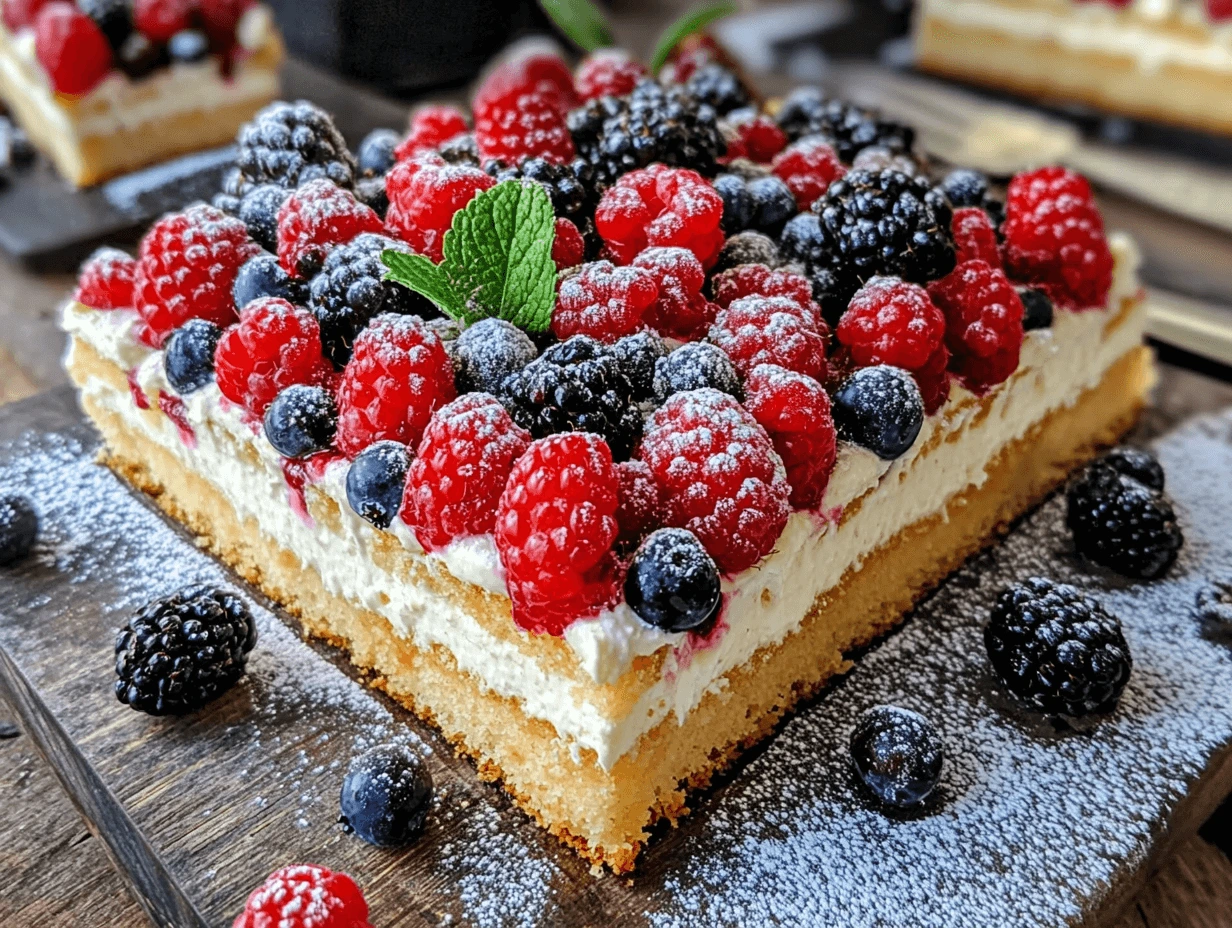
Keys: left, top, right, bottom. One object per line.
{"left": 0, "top": 494, "right": 38, "bottom": 566}
{"left": 851, "top": 145, "right": 924, "bottom": 178}
{"left": 499, "top": 335, "right": 643, "bottom": 461}
{"left": 309, "top": 233, "right": 429, "bottom": 367}
{"left": 713, "top": 172, "right": 798, "bottom": 238}
{"left": 654, "top": 342, "right": 743, "bottom": 403}
{"left": 712, "top": 230, "right": 782, "bottom": 275}
{"left": 1019, "top": 287, "right": 1054, "bottom": 331}
{"left": 452, "top": 318, "right": 539, "bottom": 395}
{"left": 233, "top": 253, "right": 308, "bottom": 309}
{"left": 345, "top": 440, "right": 410, "bottom": 530}
{"left": 939, "top": 168, "right": 1005, "bottom": 228}
{"left": 1194, "top": 581, "right": 1232, "bottom": 641}
{"left": 437, "top": 132, "right": 480, "bottom": 164}
{"left": 611, "top": 331, "right": 668, "bottom": 402}
{"left": 986, "top": 578, "right": 1132, "bottom": 717}
{"left": 264, "top": 384, "right": 337, "bottom": 458}
{"left": 236, "top": 100, "right": 357, "bottom": 191}
{"left": 237, "top": 184, "right": 290, "bottom": 253}
{"left": 163, "top": 318, "right": 222, "bottom": 394}
{"left": 339, "top": 744, "right": 433, "bottom": 847}
{"left": 774, "top": 87, "right": 914, "bottom": 161}
{"left": 485, "top": 156, "right": 594, "bottom": 225}
{"left": 850, "top": 706, "right": 944, "bottom": 808}
{"left": 833, "top": 365, "right": 924, "bottom": 460}
{"left": 1100, "top": 447, "right": 1165, "bottom": 491}
{"left": 356, "top": 128, "right": 399, "bottom": 177}
{"left": 625, "top": 528, "right": 722, "bottom": 632}
{"left": 114, "top": 585, "right": 258, "bottom": 716}
{"left": 684, "top": 62, "right": 751, "bottom": 115}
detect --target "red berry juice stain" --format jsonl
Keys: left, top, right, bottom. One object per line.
{"left": 157, "top": 391, "right": 196, "bottom": 448}
{"left": 667, "top": 594, "right": 731, "bottom": 678}
{"left": 126, "top": 369, "right": 150, "bottom": 409}
{"left": 281, "top": 452, "right": 341, "bottom": 527}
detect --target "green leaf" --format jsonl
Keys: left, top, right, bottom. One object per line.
{"left": 537, "top": 0, "right": 613, "bottom": 52}
{"left": 382, "top": 251, "right": 464, "bottom": 320}
{"left": 650, "top": 1, "right": 737, "bottom": 75}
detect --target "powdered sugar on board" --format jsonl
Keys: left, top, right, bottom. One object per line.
{"left": 1, "top": 404, "right": 1231, "bottom": 928}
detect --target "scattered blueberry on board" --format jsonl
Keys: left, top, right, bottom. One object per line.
{"left": 985, "top": 578, "right": 1132, "bottom": 718}
{"left": 849, "top": 706, "right": 945, "bottom": 809}
{"left": 346, "top": 441, "right": 411, "bottom": 530}
{"left": 625, "top": 528, "right": 722, "bottom": 633}
{"left": 0, "top": 494, "right": 38, "bottom": 566}
{"left": 114, "top": 585, "right": 258, "bottom": 716}
{"left": 832, "top": 365, "right": 925, "bottom": 461}
{"left": 339, "top": 743, "right": 433, "bottom": 847}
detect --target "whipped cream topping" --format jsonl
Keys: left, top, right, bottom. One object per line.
{"left": 62, "top": 234, "right": 1145, "bottom": 769}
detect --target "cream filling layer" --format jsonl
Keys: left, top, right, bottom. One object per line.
{"left": 62, "top": 235, "right": 1145, "bottom": 769}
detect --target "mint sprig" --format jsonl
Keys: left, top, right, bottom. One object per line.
{"left": 650, "top": 2, "right": 738, "bottom": 74}
{"left": 536, "top": 0, "right": 613, "bottom": 52}
{"left": 382, "top": 180, "right": 557, "bottom": 334}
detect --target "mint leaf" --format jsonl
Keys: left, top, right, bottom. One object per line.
{"left": 537, "top": 0, "right": 613, "bottom": 52}
{"left": 382, "top": 251, "right": 464, "bottom": 320}
{"left": 650, "top": 2, "right": 737, "bottom": 74}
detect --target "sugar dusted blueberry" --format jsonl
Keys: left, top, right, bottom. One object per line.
{"left": 356, "top": 128, "right": 400, "bottom": 177}
{"left": 232, "top": 253, "right": 308, "bottom": 311}
{"left": 263, "top": 384, "right": 337, "bottom": 459}
{"left": 167, "top": 28, "right": 208, "bottom": 62}
{"left": 850, "top": 705, "right": 944, "bottom": 808}
{"left": 832, "top": 365, "right": 924, "bottom": 460}
{"left": 238, "top": 184, "right": 291, "bottom": 253}
{"left": 452, "top": 317, "right": 538, "bottom": 395}
{"left": 163, "top": 318, "right": 222, "bottom": 395}
{"left": 345, "top": 440, "right": 410, "bottom": 530}
{"left": 625, "top": 528, "right": 721, "bottom": 633}
{"left": 1019, "top": 287, "right": 1054, "bottom": 331}
{"left": 339, "top": 743, "right": 433, "bottom": 847}
{"left": 654, "top": 342, "right": 743, "bottom": 403}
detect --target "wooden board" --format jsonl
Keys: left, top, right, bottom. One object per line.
{"left": 2, "top": 380, "right": 1232, "bottom": 928}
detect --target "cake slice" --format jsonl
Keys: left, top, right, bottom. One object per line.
{"left": 61, "top": 50, "right": 1153, "bottom": 873}
{"left": 914, "top": 0, "right": 1232, "bottom": 135}
{"left": 0, "top": 0, "right": 282, "bottom": 186}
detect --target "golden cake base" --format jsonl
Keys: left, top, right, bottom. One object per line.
{"left": 66, "top": 339, "right": 1154, "bottom": 873}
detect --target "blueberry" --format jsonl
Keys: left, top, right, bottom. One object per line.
{"left": 238, "top": 184, "right": 290, "bottom": 253}
{"left": 339, "top": 744, "right": 432, "bottom": 846}
{"left": 355, "top": 175, "right": 389, "bottom": 219}
{"left": 233, "top": 254, "right": 308, "bottom": 309}
{"left": 850, "top": 706, "right": 944, "bottom": 808}
{"left": 610, "top": 331, "right": 668, "bottom": 402}
{"left": 453, "top": 318, "right": 538, "bottom": 395}
{"left": 939, "top": 168, "right": 989, "bottom": 209}
{"left": 625, "top": 529, "right": 722, "bottom": 633}
{"left": 715, "top": 174, "right": 753, "bottom": 235}
{"left": 164, "top": 319, "right": 222, "bottom": 394}
{"left": 356, "top": 128, "right": 400, "bottom": 177}
{"left": 746, "top": 175, "right": 798, "bottom": 238}
{"left": 1019, "top": 287, "right": 1053, "bottom": 331}
{"left": 117, "top": 31, "right": 167, "bottom": 80}
{"left": 654, "top": 342, "right": 743, "bottom": 403}
{"left": 832, "top": 365, "right": 923, "bottom": 460}
{"left": 263, "top": 385, "right": 337, "bottom": 458}
{"left": 779, "top": 211, "right": 826, "bottom": 268}
{"left": 168, "top": 29, "right": 210, "bottom": 63}
{"left": 712, "top": 231, "right": 782, "bottom": 275}
{"left": 345, "top": 441, "right": 410, "bottom": 529}
{"left": 0, "top": 494, "right": 38, "bottom": 566}
{"left": 1100, "top": 447, "right": 1164, "bottom": 491}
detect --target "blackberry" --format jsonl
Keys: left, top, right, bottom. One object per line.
{"left": 0, "top": 494, "right": 38, "bottom": 566}
{"left": 236, "top": 100, "right": 357, "bottom": 191}
{"left": 356, "top": 128, "right": 400, "bottom": 177}
{"left": 339, "top": 744, "right": 433, "bottom": 847}
{"left": 167, "top": 29, "right": 209, "bottom": 63}
{"left": 985, "top": 577, "right": 1132, "bottom": 717}
{"left": 851, "top": 145, "right": 925, "bottom": 179}
{"left": 568, "top": 79, "right": 726, "bottom": 187}
{"left": 774, "top": 87, "right": 914, "bottom": 162}
{"left": 712, "top": 230, "right": 783, "bottom": 275}
{"left": 684, "top": 63, "right": 752, "bottom": 116}
{"left": 1097, "top": 446, "right": 1165, "bottom": 491}
{"left": 499, "top": 335, "right": 643, "bottom": 461}
{"left": 1019, "top": 287, "right": 1054, "bottom": 331}
{"left": 114, "top": 585, "right": 258, "bottom": 716}
{"left": 833, "top": 365, "right": 924, "bottom": 460}
{"left": 713, "top": 172, "right": 797, "bottom": 238}
{"left": 485, "top": 157, "right": 594, "bottom": 225}
{"left": 117, "top": 32, "right": 166, "bottom": 79}
{"left": 452, "top": 318, "right": 538, "bottom": 395}
{"left": 1194, "top": 581, "right": 1232, "bottom": 642}
{"left": 263, "top": 385, "right": 337, "bottom": 458}
{"left": 1066, "top": 454, "right": 1182, "bottom": 579}
{"left": 78, "top": 0, "right": 131, "bottom": 49}
{"left": 345, "top": 441, "right": 410, "bottom": 530}
{"left": 938, "top": 168, "right": 1006, "bottom": 229}
{"left": 233, "top": 253, "right": 309, "bottom": 309}
{"left": 237, "top": 184, "right": 290, "bottom": 253}
{"left": 625, "top": 528, "right": 722, "bottom": 632}
{"left": 653, "top": 342, "right": 743, "bottom": 403}
{"left": 437, "top": 132, "right": 480, "bottom": 165}
{"left": 164, "top": 319, "right": 222, "bottom": 394}
{"left": 610, "top": 330, "right": 667, "bottom": 402}
{"left": 309, "top": 234, "right": 432, "bottom": 367}
{"left": 850, "top": 706, "right": 944, "bottom": 808}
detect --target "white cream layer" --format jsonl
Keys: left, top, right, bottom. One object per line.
{"left": 62, "top": 236, "right": 1145, "bottom": 769}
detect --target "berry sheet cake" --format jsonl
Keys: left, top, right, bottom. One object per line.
{"left": 61, "top": 44, "right": 1153, "bottom": 872}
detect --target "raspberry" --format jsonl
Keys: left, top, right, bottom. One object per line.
{"left": 74, "top": 247, "right": 136, "bottom": 309}
{"left": 474, "top": 88, "right": 576, "bottom": 165}
{"left": 711, "top": 263, "right": 814, "bottom": 309}
{"left": 197, "top": 0, "right": 248, "bottom": 47}
{"left": 552, "top": 217, "right": 586, "bottom": 270}
{"left": 384, "top": 154, "right": 496, "bottom": 262}
{"left": 951, "top": 206, "right": 1001, "bottom": 267}
{"left": 659, "top": 32, "right": 721, "bottom": 84}
{"left": 928, "top": 260, "right": 1025, "bottom": 394}
{"left": 3, "top": 0, "right": 51, "bottom": 30}
{"left": 910, "top": 343, "right": 952, "bottom": 415}
{"left": 34, "top": 2, "right": 112, "bottom": 96}
{"left": 709, "top": 295, "right": 829, "bottom": 381}
{"left": 553, "top": 260, "right": 658, "bottom": 343}
{"left": 495, "top": 433, "right": 622, "bottom": 635}
{"left": 640, "top": 388, "right": 789, "bottom": 574}
{"left": 233, "top": 864, "right": 372, "bottom": 928}
{"left": 721, "top": 113, "right": 788, "bottom": 164}
{"left": 132, "top": 0, "right": 191, "bottom": 41}
{"left": 214, "top": 298, "right": 332, "bottom": 416}
{"left": 745, "top": 364, "right": 837, "bottom": 510}
{"left": 771, "top": 137, "right": 846, "bottom": 210}
{"left": 335, "top": 314, "right": 456, "bottom": 458}
{"left": 395, "top": 104, "right": 469, "bottom": 161}
{"left": 133, "top": 204, "right": 260, "bottom": 348}
{"left": 1210, "top": 0, "right": 1232, "bottom": 19}
{"left": 276, "top": 179, "right": 383, "bottom": 279}
{"left": 1001, "top": 166, "right": 1113, "bottom": 310}
{"left": 473, "top": 52, "right": 578, "bottom": 121}
{"left": 631, "top": 246, "right": 717, "bottom": 341}
{"left": 402, "top": 394, "right": 531, "bottom": 552}
{"left": 575, "top": 49, "right": 648, "bottom": 101}
{"left": 595, "top": 164, "right": 725, "bottom": 268}
{"left": 615, "top": 458, "right": 662, "bottom": 547}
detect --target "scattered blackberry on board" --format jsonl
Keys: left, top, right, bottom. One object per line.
{"left": 1194, "top": 581, "right": 1232, "bottom": 642}
{"left": 485, "top": 156, "right": 595, "bottom": 225}
{"left": 625, "top": 528, "right": 722, "bottom": 633}
{"left": 345, "top": 441, "right": 410, "bottom": 530}
{"left": 499, "top": 335, "right": 643, "bottom": 461}
{"left": 167, "top": 28, "right": 208, "bottom": 63}
{"left": 938, "top": 168, "right": 1006, "bottom": 229}
{"left": 774, "top": 87, "right": 914, "bottom": 161}
{"left": 1067, "top": 453, "right": 1182, "bottom": 578}
{"left": 832, "top": 365, "right": 924, "bottom": 460}
{"left": 0, "top": 494, "right": 38, "bottom": 566}
{"left": 339, "top": 744, "right": 433, "bottom": 847}
{"left": 78, "top": 0, "right": 132, "bottom": 49}
{"left": 985, "top": 578, "right": 1133, "bottom": 717}
{"left": 610, "top": 330, "right": 668, "bottom": 403}
{"left": 1097, "top": 446, "right": 1165, "bottom": 491}
{"left": 114, "top": 585, "right": 258, "bottom": 716}
{"left": 163, "top": 318, "right": 222, "bottom": 394}
{"left": 711, "top": 230, "right": 783, "bottom": 275}
{"left": 452, "top": 318, "right": 539, "bottom": 395}
{"left": 1019, "top": 287, "right": 1054, "bottom": 331}
{"left": 850, "top": 706, "right": 944, "bottom": 809}
{"left": 236, "top": 100, "right": 358, "bottom": 191}
{"left": 356, "top": 128, "right": 400, "bottom": 177}
{"left": 713, "top": 172, "right": 798, "bottom": 238}
{"left": 232, "top": 253, "right": 309, "bottom": 309}
{"left": 684, "top": 62, "right": 751, "bottom": 115}
{"left": 263, "top": 384, "right": 337, "bottom": 458}
{"left": 237, "top": 184, "right": 290, "bottom": 253}
{"left": 654, "top": 342, "right": 744, "bottom": 403}
{"left": 309, "top": 233, "right": 430, "bottom": 367}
